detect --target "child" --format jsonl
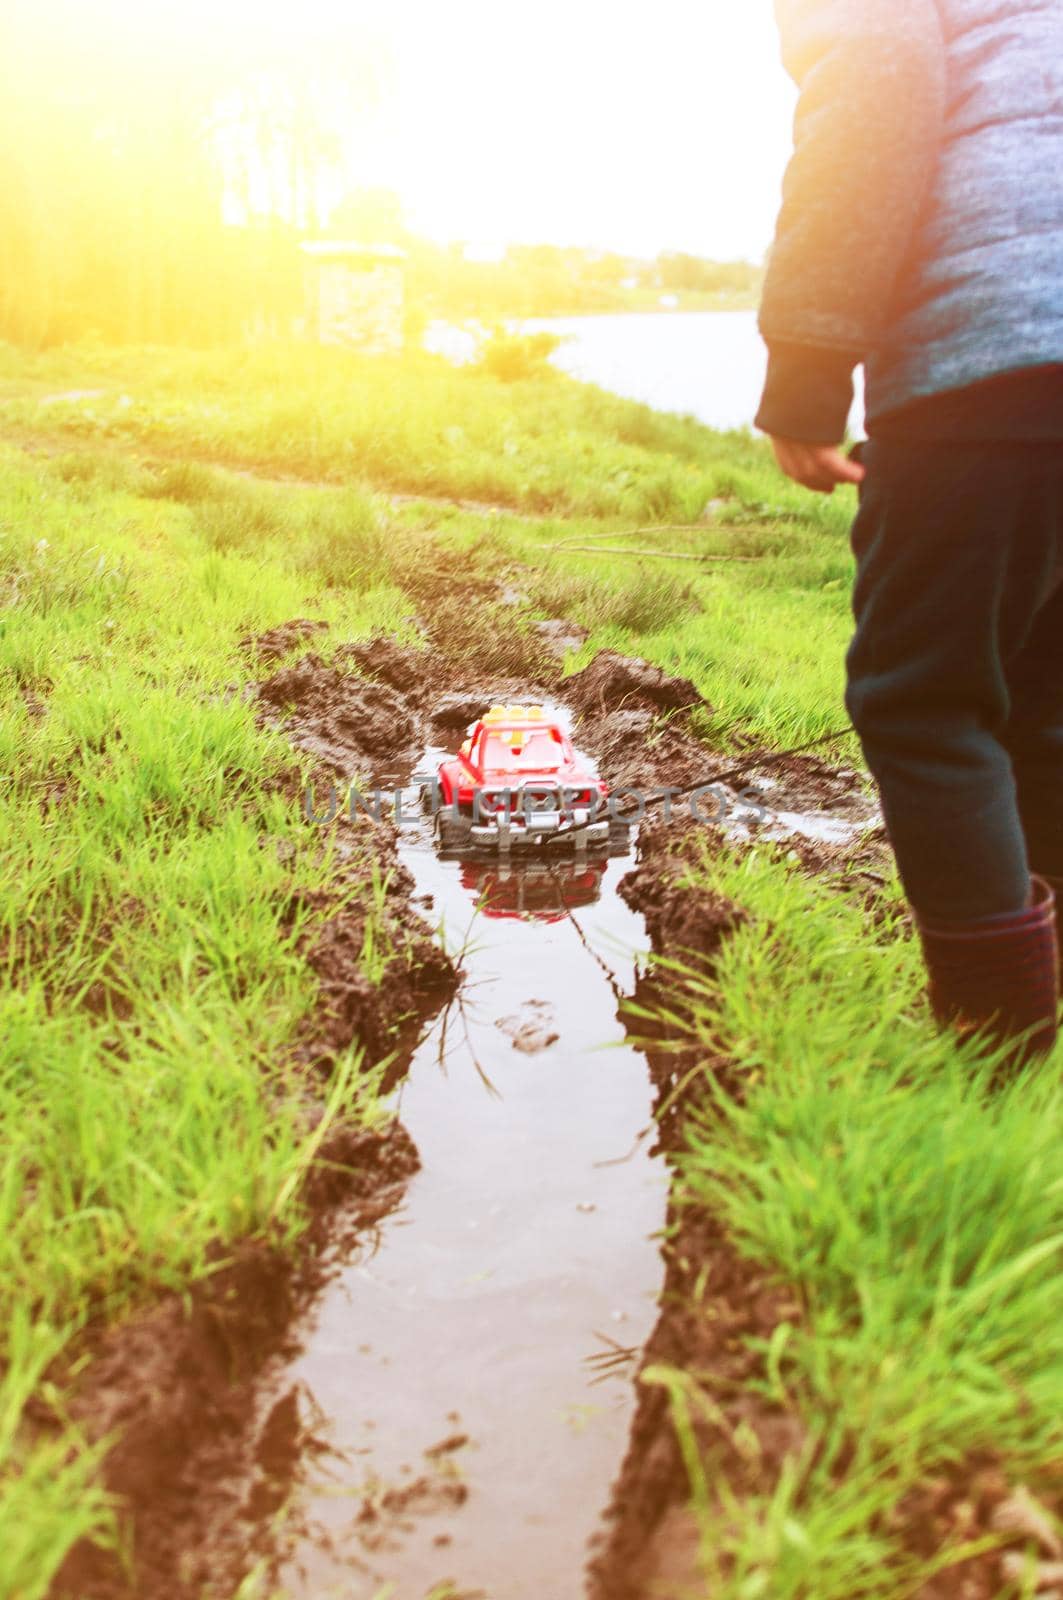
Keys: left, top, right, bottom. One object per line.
{"left": 756, "top": 0, "right": 1063, "bottom": 1059}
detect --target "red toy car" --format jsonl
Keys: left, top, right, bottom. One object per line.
{"left": 436, "top": 704, "right": 610, "bottom": 849}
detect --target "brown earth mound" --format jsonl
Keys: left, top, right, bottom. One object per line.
{"left": 239, "top": 617, "right": 329, "bottom": 662}
{"left": 565, "top": 651, "right": 704, "bottom": 717}
{"left": 332, "top": 636, "right": 434, "bottom": 696}
{"left": 428, "top": 689, "right": 500, "bottom": 732}
{"left": 621, "top": 817, "right": 750, "bottom": 966}
{"left": 290, "top": 832, "right": 456, "bottom": 1069}
{"left": 585, "top": 707, "right": 714, "bottom": 794}
{"left": 258, "top": 654, "right": 421, "bottom": 775}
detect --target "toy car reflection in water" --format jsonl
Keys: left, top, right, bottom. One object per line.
{"left": 436, "top": 704, "right": 612, "bottom": 852}
{"left": 459, "top": 858, "right": 608, "bottom": 923}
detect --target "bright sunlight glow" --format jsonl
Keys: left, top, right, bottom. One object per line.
{"left": 12, "top": 0, "right": 795, "bottom": 260}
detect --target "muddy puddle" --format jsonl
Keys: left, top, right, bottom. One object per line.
{"left": 53, "top": 639, "right": 891, "bottom": 1600}
{"left": 259, "top": 724, "right": 669, "bottom": 1599}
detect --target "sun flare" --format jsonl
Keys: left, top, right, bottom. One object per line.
{"left": 2, "top": 0, "right": 794, "bottom": 346}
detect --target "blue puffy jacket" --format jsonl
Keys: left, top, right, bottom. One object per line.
{"left": 756, "top": 0, "right": 1063, "bottom": 437}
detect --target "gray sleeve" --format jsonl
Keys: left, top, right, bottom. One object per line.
{"left": 758, "top": 0, "right": 947, "bottom": 356}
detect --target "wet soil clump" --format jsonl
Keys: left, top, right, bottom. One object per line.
{"left": 584, "top": 707, "right": 711, "bottom": 796}
{"left": 429, "top": 688, "right": 499, "bottom": 733}
{"left": 239, "top": 617, "right": 329, "bottom": 663}
{"left": 565, "top": 650, "right": 703, "bottom": 718}
{"left": 287, "top": 828, "right": 457, "bottom": 1071}
{"left": 621, "top": 818, "right": 749, "bottom": 969}
{"left": 258, "top": 654, "right": 421, "bottom": 775}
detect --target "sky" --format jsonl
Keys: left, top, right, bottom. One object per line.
{"left": 14, "top": 0, "right": 797, "bottom": 264}
{"left": 357, "top": 0, "right": 797, "bottom": 261}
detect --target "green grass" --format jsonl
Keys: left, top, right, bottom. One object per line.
{"left": 430, "top": 493, "right": 859, "bottom": 749}
{"left": 638, "top": 836, "right": 1062, "bottom": 1599}
{"left": 0, "top": 445, "right": 422, "bottom": 1594}
{"left": 0, "top": 340, "right": 795, "bottom": 523}
{"left": 2, "top": 341, "right": 1054, "bottom": 1599}
{"left": 4, "top": 336, "right": 864, "bottom": 745}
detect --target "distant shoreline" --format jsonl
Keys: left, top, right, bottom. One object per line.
{"left": 423, "top": 294, "right": 760, "bottom": 324}
{"left": 520, "top": 300, "right": 759, "bottom": 320}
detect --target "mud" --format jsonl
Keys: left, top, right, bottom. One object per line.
{"left": 258, "top": 654, "right": 421, "bottom": 775}
{"left": 621, "top": 821, "right": 750, "bottom": 969}
{"left": 429, "top": 689, "right": 502, "bottom": 733}
{"left": 255, "top": 612, "right": 558, "bottom": 779}
{"left": 49, "top": 619, "right": 895, "bottom": 1600}
{"left": 240, "top": 618, "right": 330, "bottom": 663}
{"left": 238, "top": 563, "right": 878, "bottom": 883}
{"left": 564, "top": 651, "right": 704, "bottom": 718}
{"left": 583, "top": 707, "right": 706, "bottom": 795}
{"left": 287, "top": 829, "right": 455, "bottom": 1070}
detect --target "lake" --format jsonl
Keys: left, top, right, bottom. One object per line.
{"left": 426, "top": 309, "right": 866, "bottom": 437}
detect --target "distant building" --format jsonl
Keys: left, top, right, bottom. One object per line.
{"left": 299, "top": 241, "right": 405, "bottom": 353}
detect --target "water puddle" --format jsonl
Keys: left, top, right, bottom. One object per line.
{"left": 265, "top": 733, "right": 669, "bottom": 1599}
{"left": 722, "top": 771, "right": 882, "bottom": 852}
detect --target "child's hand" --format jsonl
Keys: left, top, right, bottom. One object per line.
{"left": 770, "top": 438, "right": 866, "bottom": 494}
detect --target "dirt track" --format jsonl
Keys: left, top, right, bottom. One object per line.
{"left": 50, "top": 615, "right": 890, "bottom": 1600}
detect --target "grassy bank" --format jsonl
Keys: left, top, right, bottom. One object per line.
{"left": 2, "top": 342, "right": 1057, "bottom": 1599}
{"left": 0, "top": 340, "right": 826, "bottom": 526}
{"left": 0, "top": 338, "right": 859, "bottom": 747}
{"left": 642, "top": 836, "right": 1061, "bottom": 1597}
{"left": 0, "top": 442, "right": 425, "bottom": 1594}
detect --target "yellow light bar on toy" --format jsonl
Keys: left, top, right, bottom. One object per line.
{"left": 483, "top": 704, "right": 547, "bottom": 726}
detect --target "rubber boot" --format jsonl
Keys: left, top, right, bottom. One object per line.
{"left": 917, "top": 877, "right": 1059, "bottom": 1066}
{"left": 1037, "top": 873, "right": 1063, "bottom": 977}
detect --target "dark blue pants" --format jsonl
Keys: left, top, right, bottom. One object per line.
{"left": 846, "top": 438, "right": 1063, "bottom": 921}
